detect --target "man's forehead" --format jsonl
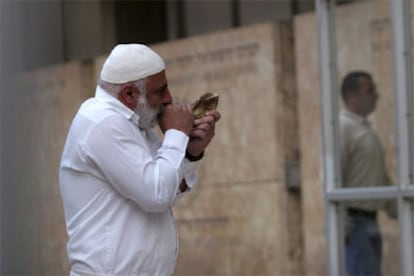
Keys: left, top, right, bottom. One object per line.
{"left": 146, "top": 71, "right": 168, "bottom": 91}
{"left": 359, "top": 76, "right": 374, "bottom": 87}
{"left": 147, "top": 71, "right": 166, "bottom": 83}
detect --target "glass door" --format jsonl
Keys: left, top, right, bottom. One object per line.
{"left": 316, "top": 0, "right": 414, "bottom": 275}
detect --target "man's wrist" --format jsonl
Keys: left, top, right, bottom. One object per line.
{"left": 185, "top": 150, "right": 204, "bottom": 162}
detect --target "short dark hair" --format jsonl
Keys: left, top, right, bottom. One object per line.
{"left": 340, "top": 71, "right": 372, "bottom": 103}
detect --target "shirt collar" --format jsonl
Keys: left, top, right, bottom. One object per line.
{"left": 342, "top": 109, "right": 369, "bottom": 125}
{"left": 95, "top": 86, "right": 140, "bottom": 127}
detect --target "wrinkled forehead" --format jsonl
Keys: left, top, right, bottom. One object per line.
{"left": 145, "top": 71, "right": 168, "bottom": 91}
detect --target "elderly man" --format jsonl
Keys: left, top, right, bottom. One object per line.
{"left": 59, "top": 44, "right": 220, "bottom": 275}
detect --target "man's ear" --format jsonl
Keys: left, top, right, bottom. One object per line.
{"left": 344, "top": 90, "right": 359, "bottom": 109}
{"left": 119, "top": 84, "right": 138, "bottom": 109}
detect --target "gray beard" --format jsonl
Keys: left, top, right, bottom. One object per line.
{"left": 135, "top": 95, "right": 160, "bottom": 130}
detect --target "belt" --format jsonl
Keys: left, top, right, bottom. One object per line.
{"left": 347, "top": 208, "right": 377, "bottom": 219}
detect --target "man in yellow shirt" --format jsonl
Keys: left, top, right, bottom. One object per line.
{"left": 339, "top": 71, "right": 396, "bottom": 276}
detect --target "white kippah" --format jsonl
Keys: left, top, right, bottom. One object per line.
{"left": 100, "top": 44, "right": 165, "bottom": 84}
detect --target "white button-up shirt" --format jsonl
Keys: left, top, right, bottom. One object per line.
{"left": 59, "top": 87, "right": 198, "bottom": 275}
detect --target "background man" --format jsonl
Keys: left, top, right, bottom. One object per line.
{"left": 59, "top": 44, "right": 220, "bottom": 275}
{"left": 339, "top": 71, "right": 396, "bottom": 276}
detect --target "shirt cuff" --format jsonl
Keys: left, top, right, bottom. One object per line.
{"left": 163, "top": 129, "right": 189, "bottom": 151}
{"left": 182, "top": 159, "right": 198, "bottom": 190}
{"left": 163, "top": 129, "right": 198, "bottom": 193}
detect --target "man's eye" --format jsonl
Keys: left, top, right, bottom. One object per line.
{"left": 157, "top": 87, "right": 168, "bottom": 96}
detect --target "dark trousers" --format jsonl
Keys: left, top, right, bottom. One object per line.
{"left": 346, "top": 210, "right": 381, "bottom": 276}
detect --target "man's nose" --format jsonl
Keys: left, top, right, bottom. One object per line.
{"left": 163, "top": 89, "right": 173, "bottom": 105}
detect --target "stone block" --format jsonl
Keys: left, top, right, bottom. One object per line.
{"left": 153, "top": 22, "right": 296, "bottom": 185}
{"left": 1, "top": 61, "right": 94, "bottom": 274}
{"left": 151, "top": 22, "right": 301, "bottom": 275}
{"left": 174, "top": 180, "right": 293, "bottom": 275}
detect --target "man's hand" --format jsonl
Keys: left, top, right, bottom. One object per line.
{"left": 158, "top": 104, "right": 194, "bottom": 135}
{"left": 186, "top": 110, "right": 221, "bottom": 157}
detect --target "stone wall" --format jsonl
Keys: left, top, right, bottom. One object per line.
{"left": 1, "top": 62, "right": 94, "bottom": 274}
{"left": 152, "top": 22, "right": 302, "bottom": 275}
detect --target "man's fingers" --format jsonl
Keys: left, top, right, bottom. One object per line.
{"left": 190, "top": 123, "right": 215, "bottom": 140}
{"left": 205, "top": 110, "right": 221, "bottom": 122}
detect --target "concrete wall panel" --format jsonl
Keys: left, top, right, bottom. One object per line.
{"left": 154, "top": 23, "right": 286, "bottom": 184}
{"left": 174, "top": 180, "right": 289, "bottom": 275}
{"left": 151, "top": 22, "right": 301, "bottom": 275}
{"left": 1, "top": 62, "right": 94, "bottom": 274}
